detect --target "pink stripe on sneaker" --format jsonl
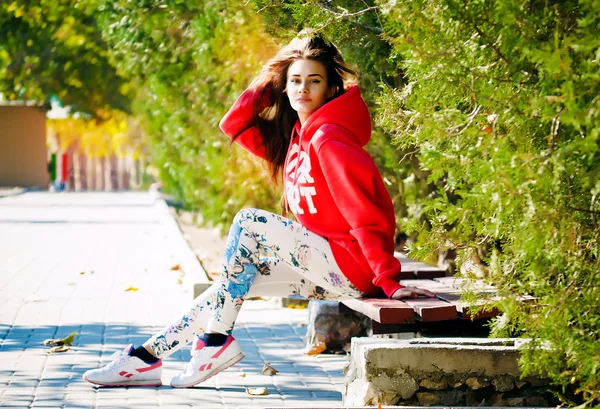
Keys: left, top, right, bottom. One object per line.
{"left": 136, "top": 360, "right": 162, "bottom": 373}
{"left": 207, "top": 363, "right": 212, "bottom": 370}
{"left": 199, "top": 364, "right": 207, "bottom": 371}
{"left": 211, "top": 336, "right": 235, "bottom": 359}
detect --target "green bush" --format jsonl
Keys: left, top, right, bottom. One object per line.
{"left": 375, "top": 0, "right": 599, "bottom": 405}
{"left": 257, "top": 0, "right": 599, "bottom": 404}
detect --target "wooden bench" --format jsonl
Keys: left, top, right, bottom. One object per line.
{"left": 339, "top": 257, "right": 503, "bottom": 335}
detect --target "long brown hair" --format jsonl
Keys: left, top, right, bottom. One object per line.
{"left": 232, "top": 35, "right": 358, "bottom": 182}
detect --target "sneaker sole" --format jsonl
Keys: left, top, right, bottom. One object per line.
{"left": 170, "top": 352, "right": 245, "bottom": 388}
{"left": 83, "top": 374, "right": 162, "bottom": 387}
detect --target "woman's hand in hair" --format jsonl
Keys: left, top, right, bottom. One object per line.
{"left": 391, "top": 287, "right": 436, "bottom": 300}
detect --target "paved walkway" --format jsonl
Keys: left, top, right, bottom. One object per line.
{"left": 0, "top": 192, "right": 348, "bottom": 408}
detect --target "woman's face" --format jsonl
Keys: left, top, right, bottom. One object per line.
{"left": 286, "top": 59, "right": 335, "bottom": 125}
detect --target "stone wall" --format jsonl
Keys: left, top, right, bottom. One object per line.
{"left": 344, "top": 338, "right": 557, "bottom": 407}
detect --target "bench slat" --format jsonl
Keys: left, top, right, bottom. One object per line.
{"left": 409, "top": 278, "right": 500, "bottom": 320}
{"left": 397, "top": 256, "right": 447, "bottom": 279}
{"left": 341, "top": 298, "right": 415, "bottom": 324}
{"left": 401, "top": 297, "right": 457, "bottom": 321}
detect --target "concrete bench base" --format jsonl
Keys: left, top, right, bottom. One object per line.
{"left": 344, "top": 338, "right": 555, "bottom": 407}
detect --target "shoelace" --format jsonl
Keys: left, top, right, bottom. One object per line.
{"left": 104, "top": 351, "right": 127, "bottom": 370}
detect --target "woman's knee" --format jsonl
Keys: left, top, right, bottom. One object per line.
{"left": 233, "top": 208, "right": 257, "bottom": 225}
{"left": 233, "top": 208, "right": 271, "bottom": 227}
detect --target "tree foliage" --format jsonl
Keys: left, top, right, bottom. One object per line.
{"left": 255, "top": 0, "right": 599, "bottom": 405}
{"left": 374, "top": 0, "right": 599, "bottom": 405}
{"left": 0, "top": 0, "right": 130, "bottom": 115}
{"left": 97, "top": 0, "right": 282, "bottom": 225}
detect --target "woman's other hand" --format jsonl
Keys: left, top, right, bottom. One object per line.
{"left": 391, "top": 287, "right": 436, "bottom": 300}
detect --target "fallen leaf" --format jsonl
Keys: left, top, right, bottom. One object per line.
{"left": 304, "top": 341, "right": 327, "bottom": 356}
{"left": 79, "top": 271, "right": 86, "bottom": 275}
{"left": 261, "top": 363, "right": 279, "bottom": 376}
{"left": 238, "top": 372, "right": 246, "bottom": 378}
{"left": 287, "top": 303, "right": 308, "bottom": 309}
{"left": 245, "top": 387, "right": 268, "bottom": 396}
{"left": 176, "top": 278, "right": 183, "bottom": 285}
{"left": 170, "top": 264, "right": 182, "bottom": 271}
{"left": 47, "top": 345, "right": 70, "bottom": 353}
{"left": 125, "top": 287, "right": 139, "bottom": 292}
{"left": 378, "top": 405, "right": 383, "bottom": 409}
{"left": 41, "top": 331, "right": 77, "bottom": 347}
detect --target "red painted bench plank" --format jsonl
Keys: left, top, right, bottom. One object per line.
{"left": 339, "top": 258, "right": 511, "bottom": 328}
{"left": 397, "top": 279, "right": 459, "bottom": 321}
{"left": 405, "top": 278, "right": 500, "bottom": 320}
{"left": 401, "top": 297, "right": 457, "bottom": 321}
{"left": 341, "top": 298, "right": 416, "bottom": 324}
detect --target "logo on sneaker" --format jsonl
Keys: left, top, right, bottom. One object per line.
{"left": 119, "top": 371, "right": 133, "bottom": 378}
{"left": 198, "top": 363, "right": 213, "bottom": 372}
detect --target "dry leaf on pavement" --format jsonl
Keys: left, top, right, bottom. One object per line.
{"left": 238, "top": 372, "right": 246, "bottom": 378}
{"left": 41, "top": 331, "right": 77, "bottom": 347}
{"left": 304, "top": 341, "right": 327, "bottom": 355}
{"left": 261, "top": 363, "right": 279, "bottom": 376}
{"left": 125, "top": 287, "right": 138, "bottom": 292}
{"left": 245, "top": 387, "right": 268, "bottom": 396}
{"left": 47, "top": 345, "right": 70, "bottom": 353}
{"left": 170, "top": 264, "right": 182, "bottom": 271}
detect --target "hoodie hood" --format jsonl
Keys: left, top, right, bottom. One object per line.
{"left": 300, "top": 85, "right": 372, "bottom": 147}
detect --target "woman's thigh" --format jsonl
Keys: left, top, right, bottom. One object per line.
{"left": 230, "top": 208, "right": 362, "bottom": 299}
{"left": 246, "top": 257, "right": 351, "bottom": 300}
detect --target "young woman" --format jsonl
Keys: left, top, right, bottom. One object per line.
{"left": 83, "top": 35, "right": 435, "bottom": 388}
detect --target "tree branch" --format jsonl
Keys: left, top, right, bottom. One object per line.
{"left": 313, "top": 3, "right": 383, "bottom": 34}
{"left": 565, "top": 206, "right": 600, "bottom": 215}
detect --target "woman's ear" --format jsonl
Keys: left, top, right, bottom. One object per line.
{"left": 327, "top": 86, "right": 336, "bottom": 99}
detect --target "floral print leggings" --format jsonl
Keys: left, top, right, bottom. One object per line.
{"left": 146, "top": 208, "right": 363, "bottom": 358}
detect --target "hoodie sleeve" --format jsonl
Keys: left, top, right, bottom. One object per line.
{"left": 317, "top": 138, "right": 404, "bottom": 298}
{"left": 219, "top": 88, "right": 269, "bottom": 160}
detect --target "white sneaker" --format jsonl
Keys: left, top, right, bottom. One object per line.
{"left": 83, "top": 345, "right": 162, "bottom": 387}
{"left": 170, "top": 335, "right": 244, "bottom": 388}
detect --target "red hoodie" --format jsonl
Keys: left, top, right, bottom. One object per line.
{"left": 220, "top": 85, "right": 403, "bottom": 298}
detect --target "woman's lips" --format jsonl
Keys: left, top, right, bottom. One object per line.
{"left": 297, "top": 98, "right": 312, "bottom": 102}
